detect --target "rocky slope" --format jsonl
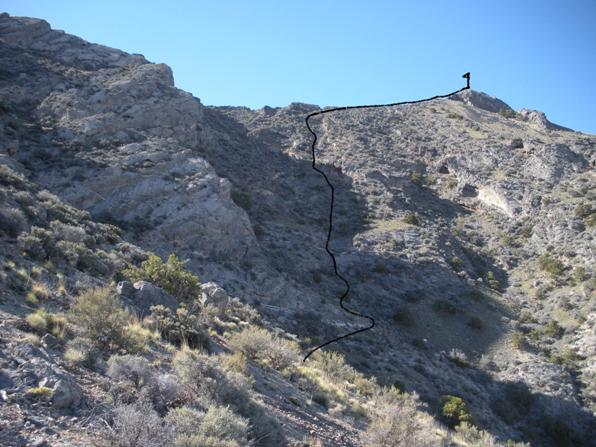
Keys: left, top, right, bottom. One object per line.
{"left": 0, "top": 13, "right": 594, "bottom": 447}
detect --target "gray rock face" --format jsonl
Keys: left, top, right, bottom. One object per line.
{"left": 200, "top": 281, "right": 230, "bottom": 306}
{"left": 452, "top": 89, "right": 514, "bottom": 114}
{"left": 127, "top": 281, "right": 179, "bottom": 316}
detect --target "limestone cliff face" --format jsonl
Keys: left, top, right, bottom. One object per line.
{"left": 1, "top": 14, "right": 256, "bottom": 267}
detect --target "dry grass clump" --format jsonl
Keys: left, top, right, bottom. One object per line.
{"left": 227, "top": 326, "right": 300, "bottom": 371}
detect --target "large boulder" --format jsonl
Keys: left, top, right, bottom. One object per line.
{"left": 200, "top": 282, "right": 230, "bottom": 307}
{"left": 124, "top": 281, "right": 179, "bottom": 317}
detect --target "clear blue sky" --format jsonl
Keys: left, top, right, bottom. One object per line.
{"left": 2, "top": 0, "right": 595, "bottom": 133}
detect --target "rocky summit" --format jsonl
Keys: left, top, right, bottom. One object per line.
{"left": 0, "top": 13, "right": 595, "bottom": 447}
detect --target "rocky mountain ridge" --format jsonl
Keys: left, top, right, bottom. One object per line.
{"left": 0, "top": 13, "right": 594, "bottom": 447}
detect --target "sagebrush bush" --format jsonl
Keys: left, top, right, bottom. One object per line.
{"left": 403, "top": 212, "right": 420, "bottom": 226}
{"left": 227, "top": 326, "right": 300, "bottom": 371}
{"left": 110, "top": 400, "right": 172, "bottom": 447}
{"left": 361, "top": 387, "right": 442, "bottom": 447}
{"left": 0, "top": 206, "right": 26, "bottom": 237}
{"left": 108, "top": 355, "right": 154, "bottom": 389}
{"left": 173, "top": 348, "right": 250, "bottom": 410}
{"left": 124, "top": 254, "right": 201, "bottom": 304}
{"left": 64, "top": 336, "right": 97, "bottom": 366}
{"left": 68, "top": 287, "right": 130, "bottom": 350}
{"left": 166, "top": 405, "right": 250, "bottom": 447}
{"left": 172, "top": 348, "right": 284, "bottom": 446}
{"left": 18, "top": 226, "right": 53, "bottom": 260}
{"left": 150, "top": 304, "right": 210, "bottom": 350}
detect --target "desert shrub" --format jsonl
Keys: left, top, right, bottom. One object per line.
{"left": 56, "top": 240, "right": 111, "bottom": 275}
{"left": 439, "top": 395, "right": 473, "bottom": 427}
{"left": 173, "top": 348, "right": 251, "bottom": 411}
{"left": 0, "top": 207, "right": 26, "bottom": 237}
{"left": 108, "top": 355, "right": 154, "bottom": 389}
{"left": 68, "top": 287, "right": 129, "bottom": 350}
{"left": 403, "top": 212, "right": 420, "bottom": 226}
{"left": 432, "top": 299, "right": 457, "bottom": 315}
{"left": 172, "top": 348, "right": 284, "bottom": 446}
{"left": 150, "top": 304, "right": 210, "bottom": 350}
{"left": 450, "top": 256, "right": 464, "bottom": 269}
{"left": 308, "top": 351, "right": 357, "bottom": 384}
{"left": 110, "top": 400, "right": 172, "bottom": 447}
{"left": 167, "top": 405, "right": 250, "bottom": 447}
{"left": 574, "top": 202, "right": 593, "bottom": 219}
{"left": 227, "top": 326, "right": 300, "bottom": 370}
{"left": 392, "top": 307, "right": 414, "bottom": 326}
{"left": 124, "top": 320, "right": 157, "bottom": 353}
{"left": 26, "top": 309, "right": 66, "bottom": 338}
{"left": 467, "top": 316, "right": 483, "bottom": 330}
{"left": 64, "top": 336, "right": 97, "bottom": 367}
{"left": 220, "top": 351, "right": 250, "bottom": 376}
{"left": 486, "top": 271, "right": 501, "bottom": 291}
{"left": 0, "top": 165, "right": 27, "bottom": 187}
{"left": 537, "top": 254, "right": 565, "bottom": 279}
{"left": 124, "top": 254, "right": 201, "bottom": 304}
{"left": 27, "top": 386, "right": 52, "bottom": 400}
{"left": 499, "top": 108, "right": 517, "bottom": 119}
{"left": 544, "top": 320, "right": 564, "bottom": 338}
{"left": 361, "top": 387, "right": 442, "bottom": 447}
{"left": 18, "top": 226, "right": 53, "bottom": 260}
{"left": 354, "top": 376, "right": 377, "bottom": 397}
{"left": 410, "top": 172, "right": 424, "bottom": 186}
{"left": 573, "top": 266, "right": 586, "bottom": 285}
{"left": 26, "top": 282, "right": 50, "bottom": 306}
{"left": 511, "top": 332, "right": 528, "bottom": 350}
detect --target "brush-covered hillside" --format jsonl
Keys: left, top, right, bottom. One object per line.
{"left": 0, "top": 13, "right": 594, "bottom": 447}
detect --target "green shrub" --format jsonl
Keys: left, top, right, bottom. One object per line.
{"left": 150, "top": 304, "right": 210, "bottom": 350}
{"left": 431, "top": 299, "right": 457, "bottom": 315}
{"left": 439, "top": 395, "right": 473, "bottom": 427}
{"left": 467, "top": 317, "right": 483, "bottom": 330}
{"left": 166, "top": 405, "right": 250, "bottom": 447}
{"left": 410, "top": 172, "right": 424, "bottom": 186}
{"left": 392, "top": 308, "right": 414, "bottom": 326}
{"left": 486, "top": 271, "right": 501, "bottom": 291}
{"left": 450, "top": 256, "right": 464, "bottom": 269}
{"left": 124, "top": 254, "right": 201, "bottom": 304}
{"left": 68, "top": 287, "right": 129, "bottom": 350}
{"left": 537, "top": 254, "right": 565, "bottom": 279}
{"left": 544, "top": 320, "right": 564, "bottom": 338}
{"left": 227, "top": 326, "right": 300, "bottom": 371}
{"left": 403, "top": 212, "right": 420, "bottom": 226}
{"left": 0, "top": 207, "right": 26, "bottom": 237}
{"left": 511, "top": 332, "right": 528, "bottom": 350}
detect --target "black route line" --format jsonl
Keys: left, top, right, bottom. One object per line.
{"left": 303, "top": 73, "right": 471, "bottom": 362}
